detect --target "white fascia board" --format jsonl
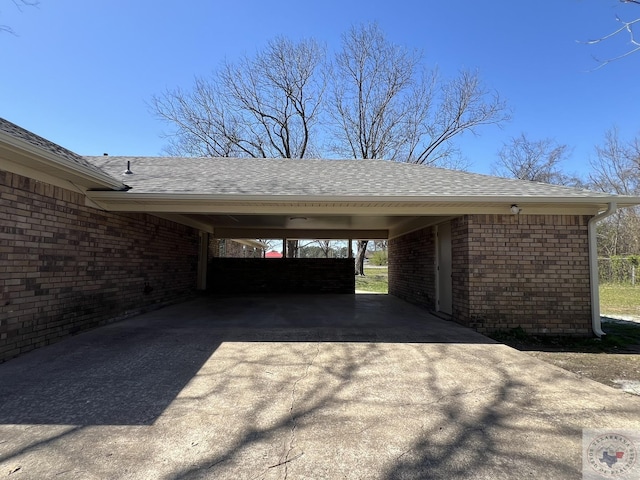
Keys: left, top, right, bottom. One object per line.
{"left": 84, "top": 190, "right": 639, "bottom": 205}
{"left": 85, "top": 193, "right": 621, "bottom": 216}
{"left": 0, "top": 131, "right": 125, "bottom": 190}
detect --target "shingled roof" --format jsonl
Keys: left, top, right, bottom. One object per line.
{"left": 0, "top": 118, "right": 125, "bottom": 190}
{"left": 0, "top": 118, "right": 122, "bottom": 182}
{"left": 85, "top": 155, "right": 617, "bottom": 200}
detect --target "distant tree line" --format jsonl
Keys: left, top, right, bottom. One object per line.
{"left": 490, "top": 129, "right": 640, "bottom": 258}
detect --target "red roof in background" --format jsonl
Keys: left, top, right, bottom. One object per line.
{"left": 265, "top": 251, "right": 282, "bottom": 258}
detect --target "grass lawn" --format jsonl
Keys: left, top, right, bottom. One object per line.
{"left": 355, "top": 266, "right": 388, "bottom": 293}
{"left": 600, "top": 283, "right": 640, "bottom": 318}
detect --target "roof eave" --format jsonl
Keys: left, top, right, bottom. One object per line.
{"left": 85, "top": 190, "right": 638, "bottom": 215}
{"left": 85, "top": 190, "right": 637, "bottom": 204}
{"left": 0, "top": 129, "right": 126, "bottom": 191}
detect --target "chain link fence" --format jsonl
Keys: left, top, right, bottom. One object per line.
{"left": 599, "top": 256, "right": 640, "bottom": 284}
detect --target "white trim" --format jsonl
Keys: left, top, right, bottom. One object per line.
{"left": 85, "top": 190, "right": 640, "bottom": 206}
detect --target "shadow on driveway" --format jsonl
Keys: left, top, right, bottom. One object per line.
{"left": 1, "top": 294, "right": 639, "bottom": 479}
{"left": 0, "top": 294, "right": 489, "bottom": 426}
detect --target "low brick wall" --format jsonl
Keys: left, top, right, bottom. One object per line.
{"left": 207, "top": 258, "right": 355, "bottom": 294}
{"left": 0, "top": 170, "right": 199, "bottom": 363}
{"left": 452, "top": 214, "right": 592, "bottom": 335}
{"left": 388, "top": 227, "right": 435, "bottom": 309}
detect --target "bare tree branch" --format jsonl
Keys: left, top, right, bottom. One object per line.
{"left": 1, "top": 0, "right": 39, "bottom": 35}
{"left": 589, "top": 127, "right": 640, "bottom": 255}
{"left": 151, "top": 37, "right": 326, "bottom": 159}
{"left": 329, "top": 24, "right": 510, "bottom": 169}
{"left": 491, "top": 133, "right": 577, "bottom": 186}
{"left": 584, "top": 1, "right": 640, "bottom": 68}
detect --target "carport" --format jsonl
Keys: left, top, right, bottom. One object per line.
{"left": 85, "top": 156, "right": 640, "bottom": 336}
{"left": 3, "top": 116, "right": 640, "bottom": 366}
{"left": 3, "top": 118, "right": 640, "bottom": 478}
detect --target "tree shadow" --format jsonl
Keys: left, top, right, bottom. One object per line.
{"left": 0, "top": 294, "right": 491, "bottom": 427}
{"left": 2, "top": 295, "right": 628, "bottom": 478}
{"left": 380, "top": 345, "right": 581, "bottom": 479}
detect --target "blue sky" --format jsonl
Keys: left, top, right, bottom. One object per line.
{"left": 2, "top": 0, "right": 639, "bottom": 176}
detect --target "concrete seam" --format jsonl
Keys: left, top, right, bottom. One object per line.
{"left": 282, "top": 342, "right": 321, "bottom": 479}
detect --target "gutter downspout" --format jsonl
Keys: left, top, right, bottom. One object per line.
{"left": 588, "top": 202, "right": 617, "bottom": 337}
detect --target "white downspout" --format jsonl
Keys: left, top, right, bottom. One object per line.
{"left": 588, "top": 202, "right": 617, "bottom": 337}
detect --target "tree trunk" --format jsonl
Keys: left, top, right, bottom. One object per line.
{"left": 286, "top": 240, "right": 299, "bottom": 258}
{"left": 355, "top": 240, "right": 368, "bottom": 276}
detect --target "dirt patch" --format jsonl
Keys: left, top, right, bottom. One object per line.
{"left": 489, "top": 319, "right": 640, "bottom": 395}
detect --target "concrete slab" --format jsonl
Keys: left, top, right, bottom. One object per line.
{"left": 1, "top": 294, "right": 639, "bottom": 479}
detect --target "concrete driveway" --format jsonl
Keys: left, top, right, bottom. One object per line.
{"left": 1, "top": 294, "right": 639, "bottom": 479}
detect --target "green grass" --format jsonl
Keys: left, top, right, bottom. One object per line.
{"left": 600, "top": 283, "right": 640, "bottom": 317}
{"left": 490, "top": 322, "right": 640, "bottom": 353}
{"left": 355, "top": 266, "right": 388, "bottom": 293}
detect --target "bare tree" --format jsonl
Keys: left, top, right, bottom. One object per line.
{"left": 1, "top": 0, "right": 38, "bottom": 34}
{"left": 151, "top": 36, "right": 326, "bottom": 159}
{"left": 491, "top": 133, "right": 575, "bottom": 185}
{"left": 152, "top": 37, "right": 326, "bottom": 258}
{"left": 589, "top": 127, "right": 640, "bottom": 256}
{"left": 590, "top": 127, "right": 640, "bottom": 195}
{"left": 330, "top": 23, "right": 509, "bottom": 167}
{"left": 152, "top": 25, "right": 509, "bottom": 269}
{"left": 330, "top": 23, "right": 510, "bottom": 274}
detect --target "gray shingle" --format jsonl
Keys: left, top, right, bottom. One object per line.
{"left": 85, "top": 156, "right": 615, "bottom": 199}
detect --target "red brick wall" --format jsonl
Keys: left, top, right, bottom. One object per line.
{"left": 388, "top": 227, "right": 436, "bottom": 309}
{"left": 452, "top": 214, "right": 592, "bottom": 335}
{"left": 0, "top": 170, "right": 199, "bottom": 362}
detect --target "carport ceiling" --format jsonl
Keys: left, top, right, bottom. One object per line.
{"left": 169, "top": 213, "right": 447, "bottom": 239}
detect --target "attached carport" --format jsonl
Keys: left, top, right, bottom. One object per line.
{"left": 3, "top": 120, "right": 640, "bottom": 478}
{"left": 85, "top": 157, "right": 461, "bottom": 301}
{"left": 85, "top": 156, "right": 640, "bottom": 335}
{"left": 3, "top": 113, "right": 640, "bottom": 366}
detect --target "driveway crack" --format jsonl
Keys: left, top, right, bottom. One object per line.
{"left": 281, "top": 342, "right": 320, "bottom": 479}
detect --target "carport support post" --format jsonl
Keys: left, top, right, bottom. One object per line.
{"left": 282, "top": 238, "right": 287, "bottom": 258}
{"left": 348, "top": 239, "right": 353, "bottom": 258}
{"left": 197, "top": 231, "right": 208, "bottom": 290}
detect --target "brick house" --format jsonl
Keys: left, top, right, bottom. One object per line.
{"left": 2, "top": 117, "right": 639, "bottom": 362}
